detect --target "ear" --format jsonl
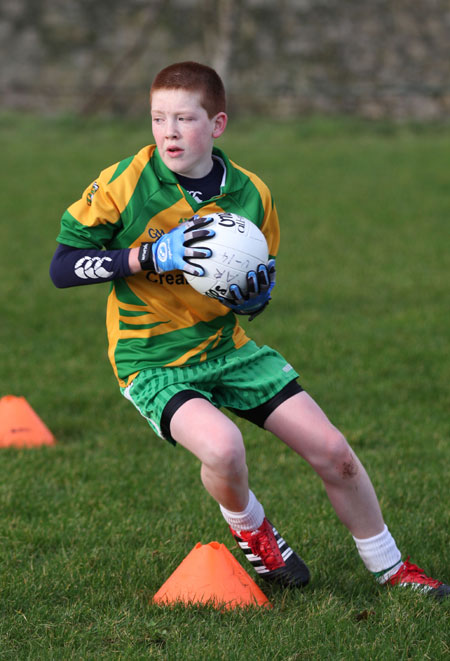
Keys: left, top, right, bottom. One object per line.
{"left": 212, "top": 112, "right": 228, "bottom": 138}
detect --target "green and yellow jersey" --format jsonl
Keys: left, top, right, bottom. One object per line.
{"left": 57, "top": 145, "right": 280, "bottom": 387}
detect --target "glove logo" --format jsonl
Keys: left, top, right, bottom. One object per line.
{"left": 157, "top": 242, "right": 168, "bottom": 263}
{"left": 74, "top": 256, "right": 114, "bottom": 280}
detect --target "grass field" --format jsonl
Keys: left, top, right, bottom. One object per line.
{"left": 1, "top": 114, "right": 449, "bottom": 659}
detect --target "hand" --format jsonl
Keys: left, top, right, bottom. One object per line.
{"left": 139, "top": 216, "right": 215, "bottom": 276}
{"left": 220, "top": 259, "right": 276, "bottom": 320}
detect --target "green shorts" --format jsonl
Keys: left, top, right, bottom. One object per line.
{"left": 120, "top": 340, "right": 301, "bottom": 445}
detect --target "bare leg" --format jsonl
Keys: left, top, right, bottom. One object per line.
{"left": 264, "top": 391, "right": 385, "bottom": 539}
{"left": 170, "top": 397, "right": 249, "bottom": 511}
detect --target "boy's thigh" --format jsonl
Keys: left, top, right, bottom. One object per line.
{"left": 121, "top": 372, "right": 212, "bottom": 445}
{"left": 169, "top": 396, "right": 244, "bottom": 461}
{"left": 216, "top": 342, "right": 303, "bottom": 426}
{"left": 121, "top": 341, "right": 303, "bottom": 444}
{"left": 263, "top": 390, "right": 346, "bottom": 464}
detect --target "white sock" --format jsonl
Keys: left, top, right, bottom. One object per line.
{"left": 219, "top": 490, "right": 265, "bottom": 532}
{"left": 353, "top": 525, "right": 403, "bottom": 583}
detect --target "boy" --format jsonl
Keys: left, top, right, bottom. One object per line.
{"left": 50, "top": 61, "right": 448, "bottom": 597}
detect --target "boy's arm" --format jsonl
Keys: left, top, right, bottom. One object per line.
{"left": 50, "top": 214, "right": 216, "bottom": 288}
{"left": 50, "top": 243, "right": 141, "bottom": 288}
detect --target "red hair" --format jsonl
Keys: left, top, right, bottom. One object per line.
{"left": 150, "top": 61, "right": 226, "bottom": 118}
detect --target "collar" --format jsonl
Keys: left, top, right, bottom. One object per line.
{"left": 152, "top": 145, "right": 245, "bottom": 194}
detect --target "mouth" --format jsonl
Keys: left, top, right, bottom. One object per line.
{"left": 166, "top": 145, "right": 184, "bottom": 157}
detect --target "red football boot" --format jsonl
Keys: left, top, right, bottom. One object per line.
{"left": 230, "top": 517, "right": 310, "bottom": 588}
{"left": 387, "top": 558, "right": 450, "bottom": 599}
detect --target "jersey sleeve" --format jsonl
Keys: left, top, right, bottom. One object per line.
{"left": 56, "top": 163, "right": 123, "bottom": 249}
{"left": 49, "top": 243, "right": 132, "bottom": 288}
{"left": 248, "top": 175, "right": 280, "bottom": 259}
{"left": 260, "top": 195, "right": 280, "bottom": 259}
{"left": 229, "top": 157, "right": 281, "bottom": 259}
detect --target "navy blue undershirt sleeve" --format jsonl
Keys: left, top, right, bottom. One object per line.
{"left": 50, "top": 243, "right": 133, "bottom": 288}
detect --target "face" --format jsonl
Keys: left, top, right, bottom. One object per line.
{"left": 151, "top": 88, "right": 227, "bottom": 178}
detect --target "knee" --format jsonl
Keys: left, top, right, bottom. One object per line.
{"left": 203, "top": 427, "right": 246, "bottom": 477}
{"left": 315, "top": 428, "right": 357, "bottom": 479}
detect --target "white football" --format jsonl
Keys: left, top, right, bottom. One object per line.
{"left": 185, "top": 212, "right": 269, "bottom": 302}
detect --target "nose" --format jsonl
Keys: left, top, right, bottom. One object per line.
{"left": 166, "top": 118, "right": 179, "bottom": 139}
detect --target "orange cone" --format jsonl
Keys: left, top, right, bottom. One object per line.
{"left": 153, "top": 541, "right": 271, "bottom": 609}
{"left": 0, "top": 395, "right": 56, "bottom": 448}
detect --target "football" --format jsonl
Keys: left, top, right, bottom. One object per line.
{"left": 185, "top": 212, "right": 269, "bottom": 302}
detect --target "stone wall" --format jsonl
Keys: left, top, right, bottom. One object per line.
{"left": 1, "top": 0, "right": 449, "bottom": 120}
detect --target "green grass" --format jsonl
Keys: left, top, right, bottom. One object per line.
{"left": 1, "top": 113, "right": 449, "bottom": 659}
